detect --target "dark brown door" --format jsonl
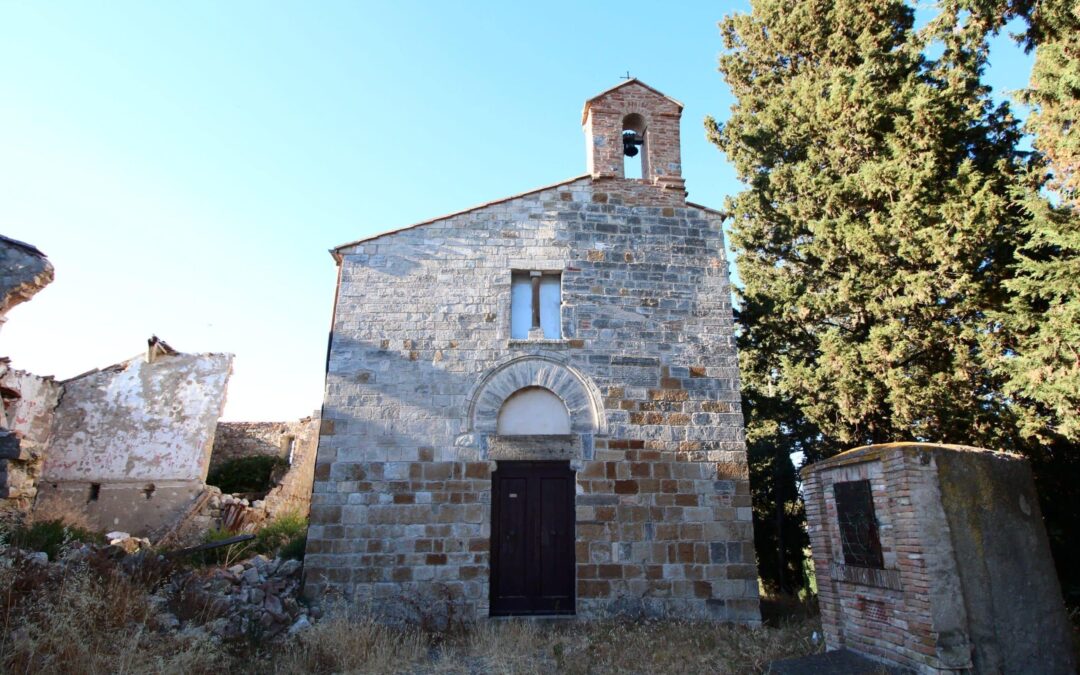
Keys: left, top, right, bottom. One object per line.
{"left": 490, "top": 461, "right": 575, "bottom": 615}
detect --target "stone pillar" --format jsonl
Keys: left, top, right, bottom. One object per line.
{"left": 802, "top": 443, "right": 1074, "bottom": 674}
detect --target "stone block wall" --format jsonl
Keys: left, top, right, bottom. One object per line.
{"left": 803, "top": 443, "right": 1074, "bottom": 674}
{"left": 306, "top": 174, "right": 757, "bottom": 622}
{"left": 210, "top": 415, "right": 321, "bottom": 518}
{"left": 211, "top": 422, "right": 293, "bottom": 472}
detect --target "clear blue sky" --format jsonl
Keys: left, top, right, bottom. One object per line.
{"left": 0, "top": 2, "right": 1032, "bottom": 421}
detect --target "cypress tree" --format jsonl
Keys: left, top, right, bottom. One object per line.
{"left": 1020, "top": 1, "right": 1079, "bottom": 204}
{"left": 979, "top": 0, "right": 1080, "bottom": 441}
{"left": 958, "top": 0, "right": 1080, "bottom": 597}
{"left": 708, "top": 0, "right": 1041, "bottom": 591}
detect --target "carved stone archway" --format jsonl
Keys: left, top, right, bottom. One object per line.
{"left": 455, "top": 354, "right": 606, "bottom": 461}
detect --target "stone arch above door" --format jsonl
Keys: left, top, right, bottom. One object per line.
{"left": 463, "top": 355, "right": 607, "bottom": 437}
{"left": 497, "top": 387, "right": 572, "bottom": 436}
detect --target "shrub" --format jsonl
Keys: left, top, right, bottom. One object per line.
{"left": 278, "top": 533, "right": 306, "bottom": 561}
{"left": 190, "top": 512, "right": 307, "bottom": 566}
{"left": 192, "top": 527, "right": 256, "bottom": 567}
{"left": 6, "top": 518, "right": 100, "bottom": 560}
{"left": 254, "top": 511, "right": 307, "bottom": 558}
{"left": 206, "top": 455, "right": 288, "bottom": 495}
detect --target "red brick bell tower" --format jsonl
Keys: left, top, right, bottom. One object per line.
{"left": 582, "top": 79, "right": 687, "bottom": 196}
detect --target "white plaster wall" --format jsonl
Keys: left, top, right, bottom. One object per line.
{"left": 42, "top": 352, "right": 233, "bottom": 482}
{"left": 496, "top": 387, "right": 571, "bottom": 435}
{"left": 0, "top": 366, "right": 61, "bottom": 445}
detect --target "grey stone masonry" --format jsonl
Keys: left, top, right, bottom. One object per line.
{"left": 305, "top": 81, "right": 758, "bottom": 623}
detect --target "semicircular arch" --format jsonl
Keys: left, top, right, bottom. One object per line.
{"left": 464, "top": 354, "right": 607, "bottom": 436}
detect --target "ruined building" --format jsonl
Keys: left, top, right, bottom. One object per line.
{"left": 306, "top": 81, "right": 758, "bottom": 621}
{"left": 34, "top": 340, "right": 233, "bottom": 534}
{"left": 0, "top": 236, "right": 57, "bottom": 509}
{"left": 0, "top": 236, "right": 319, "bottom": 538}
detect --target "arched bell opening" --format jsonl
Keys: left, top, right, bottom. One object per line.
{"left": 622, "top": 113, "right": 648, "bottom": 180}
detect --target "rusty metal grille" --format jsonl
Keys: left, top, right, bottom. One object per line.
{"left": 833, "top": 480, "right": 884, "bottom": 569}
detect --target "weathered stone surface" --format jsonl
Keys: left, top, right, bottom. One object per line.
{"left": 803, "top": 443, "right": 1075, "bottom": 674}
{"left": 0, "top": 235, "right": 53, "bottom": 331}
{"left": 209, "top": 414, "right": 321, "bottom": 518}
{"left": 33, "top": 348, "right": 233, "bottom": 536}
{"left": 306, "top": 81, "right": 756, "bottom": 623}
{"left": 44, "top": 352, "right": 233, "bottom": 483}
{"left": 0, "top": 364, "right": 62, "bottom": 511}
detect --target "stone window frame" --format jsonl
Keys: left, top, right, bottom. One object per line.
{"left": 509, "top": 269, "right": 563, "bottom": 342}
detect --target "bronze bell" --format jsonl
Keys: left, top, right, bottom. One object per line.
{"left": 623, "top": 130, "right": 643, "bottom": 157}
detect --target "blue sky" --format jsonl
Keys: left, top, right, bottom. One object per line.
{"left": 0, "top": 2, "right": 1033, "bottom": 421}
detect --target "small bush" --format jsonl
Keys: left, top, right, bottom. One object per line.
{"left": 6, "top": 518, "right": 100, "bottom": 559}
{"left": 279, "top": 533, "right": 306, "bottom": 561}
{"left": 192, "top": 528, "right": 256, "bottom": 567}
{"left": 190, "top": 513, "right": 307, "bottom": 566}
{"left": 207, "top": 455, "right": 288, "bottom": 495}
{"left": 254, "top": 511, "right": 307, "bottom": 558}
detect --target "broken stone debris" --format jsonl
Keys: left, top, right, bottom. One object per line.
{"left": 172, "top": 553, "right": 310, "bottom": 641}
{"left": 1, "top": 539, "right": 311, "bottom": 643}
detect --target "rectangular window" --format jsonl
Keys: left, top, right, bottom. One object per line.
{"left": 511, "top": 271, "right": 561, "bottom": 339}
{"left": 833, "top": 480, "right": 884, "bottom": 569}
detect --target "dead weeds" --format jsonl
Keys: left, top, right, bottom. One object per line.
{"left": 0, "top": 559, "right": 821, "bottom": 675}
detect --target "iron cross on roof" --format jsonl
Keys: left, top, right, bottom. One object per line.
{"left": 619, "top": 71, "right": 632, "bottom": 81}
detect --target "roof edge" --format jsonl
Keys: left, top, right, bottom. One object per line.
{"left": 0, "top": 234, "right": 48, "bottom": 259}
{"left": 801, "top": 442, "right": 1022, "bottom": 476}
{"left": 331, "top": 174, "right": 592, "bottom": 257}
{"left": 686, "top": 201, "right": 728, "bottom": 219}
{"left": 581, "top": 79, "right": 685, "bottom": 125}
{"left": 62, "top": 350, "right": 235, "bottom": 385}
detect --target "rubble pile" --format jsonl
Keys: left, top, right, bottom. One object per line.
{"left": 166, "top": 553, "right": 312, "bottom": 640}
{"left": 0, "top": 538, "right": 311, "bottom": 643}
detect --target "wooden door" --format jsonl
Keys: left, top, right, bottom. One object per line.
{"left": 490, "top": 461, "right": 575, "bottom": 615}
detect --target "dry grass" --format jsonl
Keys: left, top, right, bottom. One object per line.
{"left": 0, "top": 560, "right": 821, "bottom": 675}
{"left": 272, "top": 608, "right": 429, "bottom": 674}
{"left": 24, "top": 500, "right": 98, "bottom": 534}
{"left": 272, "top": 611, "right": 822, "bottom": 675}
{"left": 0, "top": 560, "right": 226, "bottom": 674}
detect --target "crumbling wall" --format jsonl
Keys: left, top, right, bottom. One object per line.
{"left": 36, "top": 351, "right": 234, "bottom": 536}
{"left": 211, "top": 422, "right": 292, "bottom": 472}
{"left": 210, "top": 415, "right": 321, "bottom": 518}
{"left": 45, "top": 352, "right": 233, "bottom": 482}
{"left": 0, "top": 362, "right": 62, "bottom": 511}
{"left": 261, "top": 414, "right": 319, "bottom": 518}
{"left": 0, "top": 235, "right": 54, "bottom": 334}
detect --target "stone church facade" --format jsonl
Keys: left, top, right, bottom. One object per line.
{"left": 305, "top": 80, "right": 758, "bottom": 622}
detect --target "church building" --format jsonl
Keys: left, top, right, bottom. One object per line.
{"left": 304, "top": 80, "right": 759, "bottom": 622}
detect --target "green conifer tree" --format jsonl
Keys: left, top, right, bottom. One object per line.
{"left": 707, "top": 0, "right": 1041, "bottom": 591}
{"left": 974, "top": 0, "right": 1080, "bottom": 441}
